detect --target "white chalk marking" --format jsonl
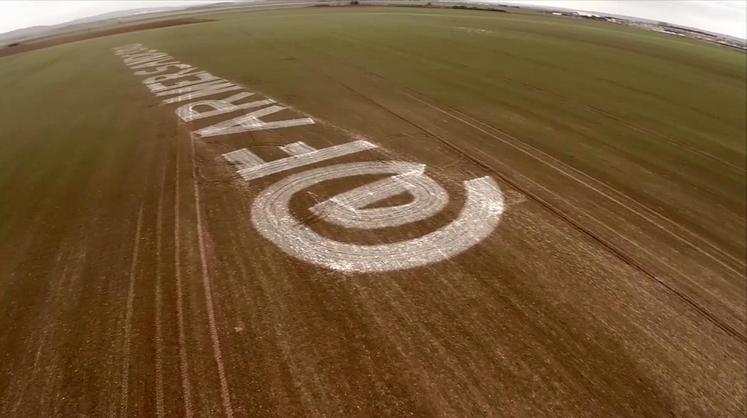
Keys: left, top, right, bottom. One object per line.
{"left": 159, "top": 80, "right": 243, "bottom": 104}
{"left": 310, "top": 164, "right": 449, "bottom": 229}
{"left": 113, "top": 44, "right": 144, "bottom": 54}
{"left": 122, "top": 49, "right": 163, "bottom": 58}
{"left": 114, "top": 43, "right": 144, "bottom": 50}
{"left": 222, "top": 148, "right": 266, "bottom": 171}
{"left": 280, "top": 141, "right": 317, "bottom": 156}
{"left": 134, "top": 63, "right": 192, "bottom": 76}
{"left": 124, "top": 51, "right": 170, "bottom": 65}
{"left": 195, "top": 105, "right": 314, "bottom": 137}
{"left": 114, "top": 46, "right": 316, "bottom": 135}
{"left": 142, "top": 67, "right": 200, "bottom": 85}
{"left": 147, "top": 71, "right": 220, "bottom": 93}
{"left": 175, "top": 92, "right": 274, "bottom": 122}
{"left": 115, "top": 49, "right": 146, "bottom": 57}
{"left": 236, "top": 139, "right": 377, "bottom": 181}
{"left": 130, "top": 59, "right": 181, "bottom": 70}
{"left": 113, "top": 45, "right": 505, "bottom": 273}
{"left": 251, "top": 161, "right": 504, "bottom": 272}
{"left": 114, "top": 46, "right": 148, "bottom": 56}
{"left": 126, "top": 54, "right": 171, "bottom": 67}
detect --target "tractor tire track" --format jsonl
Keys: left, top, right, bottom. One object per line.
{"left": 406, "top": 92, "right": 745, "bottom": 274}
{"left": 330, "top": 79, "right": 745, "bottom": 343}
{"left": 119, "top": 202, "right": 145, "bottom": 418}
{"left": 306, "top": 35, "right": 745, "bottom": 273}
{"left": 173, "top": 132, "right": 194, "bottom": 418}
{"left": 331, "top": 32, "right": 743, "bottom": 173}
{"left": 154, "top": 163, "right": 167, "bottom": 418}
{"left": 189, "top": 135, "right": 235, "bottom": 418}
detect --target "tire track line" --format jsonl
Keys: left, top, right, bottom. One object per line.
{"left": 189, "top": 135, "right": 235, "bottom": 418}
{"left": 304, "top": 37, "right": 744, "bottom": 272}
{"left": 8, "top": 248, "right": 72, "bottom": 415}
{"left": 585, "top": 104, "right": 743, "bottom": 172}
{"left": 174, "top": 134, "right": 195, "bottom": 418}
{"left": 119, "top": 202, "right": 145, "bottom": 418}
{"left": 154, "top": 165, "right": 167, "bottom": 418}
{"left": 342, "top": 85, "right": 745, "bottom": 342}
{"left": 334, "top": 32, "right": 742, "bottom": 173}
{"left": 407, "top": 93, "right": 745, "bottom": 275}
{"left": 444, "top": 99, "right": 745, "bottom": 271}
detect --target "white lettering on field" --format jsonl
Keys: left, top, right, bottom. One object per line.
{"left": 113, "top": 45, "right": 506, "bottom": 273}
{"left": 142, "top": 67, "right": 200, "bottom": 85}
{"left": 280, "top": 141, "right": 317, "bottom": 156}
{"left": 124, "top": 52, "right": 170, "bottom": 66}
{"left": 176, "top": 92, "right": 275, "bottom": 122}
{"left": 159, "top": 80, "right": 243, "bottom": 104}
{"left": 195, "top": 105, "right": 314, "bottom": 138}
{"left": 250, "top": 161, "right": 504, "bottom": 273}
{"left": 222, "top": 140, "right": 376, "bottom": 180}
{"left": 146, "top": 71, "right": 220, "bottom": 93}
{"left": 130, "top": 59, "right": 181, "bottom": 70}
{"left": 222, "top": 148, "right": 266, "bottom": 171}
{"left": 112, "top": 44, "right": 315, "bottom": 130}
{"left": 134, "top": 63, "right": 192, "bottom": 76}
{"left": 310, "top": 163, "right": 449, "bottom": 229}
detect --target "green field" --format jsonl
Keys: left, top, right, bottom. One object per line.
{"left": 2, "top": 7, "right": 745, "bottom": 257}
{"left": 1, "top": 6, "right": 745, "bottom": 416}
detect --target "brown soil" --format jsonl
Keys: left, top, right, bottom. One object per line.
{"left": 0, "top": 18, "right": 211, "bottom": 58}
{"left": 0, "top": 30, "right": 744, "bottom": 417}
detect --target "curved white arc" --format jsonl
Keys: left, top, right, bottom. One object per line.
{"left": 310, "top": 165, "right": 449, "bottom": 229}
{"left": 250, "top": 161, "right": 504, "bottom": 273}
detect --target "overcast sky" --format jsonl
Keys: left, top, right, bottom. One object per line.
{"left": 0, "top": 0, "right": 745, "bottom": 39}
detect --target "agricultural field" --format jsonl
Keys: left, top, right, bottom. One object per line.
{"left": 0, "top": 5, "right": 745, "bottom": 416}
